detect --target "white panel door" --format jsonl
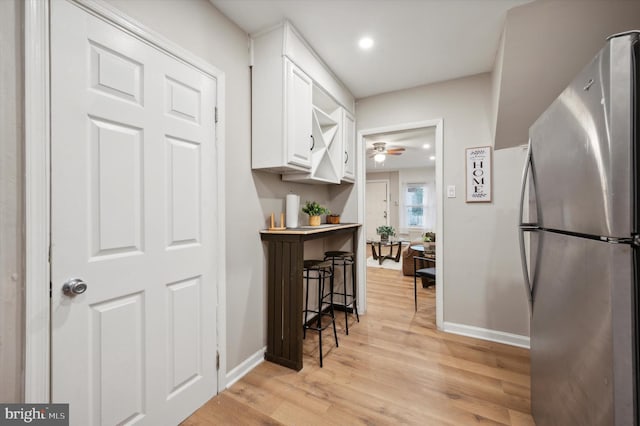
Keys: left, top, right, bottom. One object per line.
{"left": 365, "top": 181, "right": 388, "bottom": 240}
{"left": 50, "top": 2, "right": 218, "bottom": 425}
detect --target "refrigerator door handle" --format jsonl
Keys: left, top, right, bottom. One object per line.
{"left": 519, "top": 139, "right": 534, "bottom": 314}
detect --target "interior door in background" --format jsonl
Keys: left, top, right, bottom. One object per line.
{"left": 50, "top": 2, "right": 218, "bottom": 425}
{"left": 366, "top": 181, "right": 389, "bottom": 240}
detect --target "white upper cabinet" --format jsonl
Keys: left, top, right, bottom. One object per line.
{"left": 251, "top": 21, "right": 355, "bottom": 182}
{"left": 284, "top": 85, "right": 341, "bottom": 184}
{"left": 285, "top": 61, "right": 313, "bottom": 169}
{"left": 342, "top": 109, "right": 356, "bottom": 182}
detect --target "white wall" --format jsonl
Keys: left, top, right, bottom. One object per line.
{"left": 365, "top": 168, "right": 437, "bottom": 242}
{"left": 483, "top": 146, "right": 528, "bottom": 333}
{"left": 0, "top": 0, "right": 24, "bottom": 403}
{"left": 491, "top": 27, "right": 506, "bottom": 143}
{"left": 494, "top": 0, "right": 640, "bottom": 149}
{"left": 356, "top": 73, "right": 530, "bottom": 337}
{"left": 103, "top": 0, "right": 351, "bottom": 375}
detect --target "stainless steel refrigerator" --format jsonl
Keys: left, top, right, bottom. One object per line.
{"left": 519, "top": 31, "right": 639, "bottom": 425}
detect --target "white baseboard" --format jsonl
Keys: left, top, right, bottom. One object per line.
{"left": 443, "top": 322, "right": 530, "bottom": 349}
{"left": 225, "top": 346, "right": 266, "bottom": 389}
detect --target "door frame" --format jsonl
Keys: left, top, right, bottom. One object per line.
{"left": 365, "top": 179, "right": 390, "bottom": 239}
{"left": 356, "top": 119, "right": 443, "bottom": 329}
{"left": 24, "top": 0, "right": 227, "bottom": 401}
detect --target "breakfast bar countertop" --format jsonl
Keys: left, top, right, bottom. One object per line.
{"left": 260, "top": 223, "right": 361, "bottom": 236}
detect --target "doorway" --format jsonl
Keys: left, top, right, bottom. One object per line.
{"left": 356, "top": 120, "right": 444, "bottom": 329}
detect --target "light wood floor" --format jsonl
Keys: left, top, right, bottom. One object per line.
{"left": 183, "top": 267, "right": 535, "bottom": 425}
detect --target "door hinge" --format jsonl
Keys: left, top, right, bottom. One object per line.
{"left": 49, "top": 281, "right": 52, "bottom": 299}
{"left": 216, "top": 351, "right": 220, "bottom": 370}
{"left": 214, "top": 107, "right": 218, "bottom": 124}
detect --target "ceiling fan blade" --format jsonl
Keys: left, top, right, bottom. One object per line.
{"left": 386, "top": 147, "right": 406, "bottom": 153}
{"left": 387, "top": 152, "right": 403, "bottom": 155}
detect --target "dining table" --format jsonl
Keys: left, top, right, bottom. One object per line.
{"left": 367, "top": 238, "right": 407, "bottom": 265}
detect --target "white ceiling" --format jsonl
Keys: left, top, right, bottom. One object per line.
{"left": 365, "top": 127, "right": 436, "bottom": 172}
{"left": 211, "top": 0, "right": 533, "bottom": 99}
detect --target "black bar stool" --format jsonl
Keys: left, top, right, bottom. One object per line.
{"left": 303, "top": 259, "right": 339, "bottom": 367}
{"left": 324, "top": 251, "right": 359, "bottom": 335}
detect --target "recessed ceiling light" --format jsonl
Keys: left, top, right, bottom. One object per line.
{"left": 423, "top": 143, "right": 431, "bottom": 149}
{"left": 429, "top": 155, "right": 436, "bottom": 160}
{"left": 358, "top": 37, "right": 374, "bottom": 50}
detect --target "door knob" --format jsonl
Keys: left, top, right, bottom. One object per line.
{"left": 62, "top": 278, "right": 88, "bottom": 296}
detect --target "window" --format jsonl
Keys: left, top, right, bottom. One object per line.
{"left": 400, "top": 181, "right": 436, "bottom": 231}
{"left": 403, "top": 183, "right": 427, "bottom": 228}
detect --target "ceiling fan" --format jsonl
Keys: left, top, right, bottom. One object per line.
{"left": 367, "top": 142, "right": 405, "bottom": 162}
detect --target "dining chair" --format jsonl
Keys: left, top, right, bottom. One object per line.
{"left": 413, "top": 256, "right": 436, "bottom": 311}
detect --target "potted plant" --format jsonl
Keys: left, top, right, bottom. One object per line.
{"left": 301, "top": 200, "right": 330, "bottom": 226}
{"left": 423, "top": 232, "right": 436, "bottom": 253}
{"left": 376, "top": 225, "right": 395, "bottom": 242}
{"left": 327, "top": 213, "right": 341, "bottom": 224}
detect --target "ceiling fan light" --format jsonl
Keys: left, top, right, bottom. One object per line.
{"left": 374, "top": 153, "right": 386, "bottom": 163}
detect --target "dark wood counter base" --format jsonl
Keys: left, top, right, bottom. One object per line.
{"left": 260, "top": 223, "right": 361, "bottom": 370}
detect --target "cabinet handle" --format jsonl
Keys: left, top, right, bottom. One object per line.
{"left": 344, "top": 151, "right": 348, "bottom": 164}
{"left": 310, "top": 135, "right": 315, "bottom": 151}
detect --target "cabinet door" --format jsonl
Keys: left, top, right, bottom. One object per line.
{"left": 342, "top": 109, "right": 356, "bottom": 181}
{"left": 285, "top": 60, "right": 313, "bottom": 169}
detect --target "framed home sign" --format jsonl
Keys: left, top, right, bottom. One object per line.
{"left": 465, "top": 146, "right": 492, "bottom": 202}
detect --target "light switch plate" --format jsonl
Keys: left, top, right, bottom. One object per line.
{"left": 447, "top": 185, "right": 456, "bottom": 198}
